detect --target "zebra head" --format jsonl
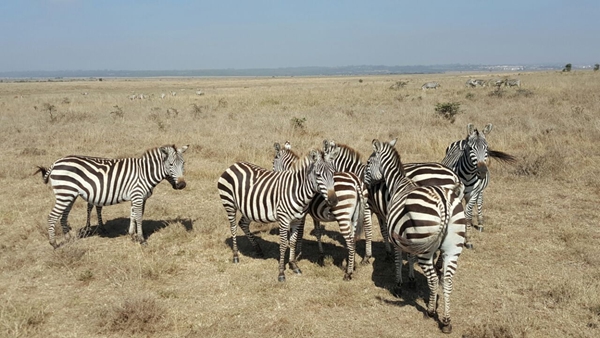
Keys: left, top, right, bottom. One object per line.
{"left": 466, "top": 124, "right": 493, "bottom": 178}
{"left": 160, "top": 145, "right": 189, "bottom": 190}
{"left": 365, "top": 138, "right": 399, "bottom": 186}
{"left": 272, "top": 141, "right": 298, "bottom": 171}
{"left": 309, "top": 149, "right": 339, "bottom": 207}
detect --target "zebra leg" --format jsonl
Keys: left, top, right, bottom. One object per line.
{"left": 47, "top": 196, "right": 76, "bottom": 248}
{"left": 128, "top": 199, "right": 145, "bottom": 244}
{"left": 226, "top": 209, "right": 241, "bottom": 263}
{"left": 464, "top": 195, "right": 477, "bottom": 232}
{"left": 295, "top": 218, "right": 306, "bottom": 261}
{"left": 59, "top": 200, "right": 74, "bottom": 243}
{"left": 238, "top": 216, "right": 263, "bottom": 258}
{"left": 339, "top": 219, "right": 355, "bottom": 281}
{"left": 277, "top": 220, "right": 290, "bottom": 282}
{"left": 378, "top": 214, "right": 393, "bottom": 262}
{"left": 313, "top": 219, "right": 325, "bottom": 266}
{"left": 360, "top": 204, "right": 373, "bottom": 265}
{"left": 476, "top": 192, "right": 484, "bottom": 231}
{"left": 407, "top": 253, "right": 417, "bottom": 289}
{"left": 392, "top": 249, "right": 404, "bottom": 297}
{"left": 288, "top": 223, "right": 302, "bottom": 275}
{"left": 95, "top": 206, "right": 106, "bottom": 235}
{"left": 419, "top": 257, "right": 440, "bottom": 320}
{"left": 81, "top": 203, "right": 94, "bottom": 238}
{"left": 440, "top": 254, "right": 456, "bottom": 334}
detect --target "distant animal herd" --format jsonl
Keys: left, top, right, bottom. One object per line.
{"left": 36, "top": 121, "right": 516, "bottom": 333}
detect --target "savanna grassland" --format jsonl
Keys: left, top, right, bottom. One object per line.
{"left": 0, "top": 71, "right": 599, "bottom": 338}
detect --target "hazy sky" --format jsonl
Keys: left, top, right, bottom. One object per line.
{"left": 1, "top": 0, "right": 598, "bottom": 71}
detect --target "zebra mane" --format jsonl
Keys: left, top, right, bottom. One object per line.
{"left": 386, "top": 144, "right": 406, "bottom": 176}
{"left": 489, "top": 149, "right": 517, "bottom": 164}
{"left": 289, "top": 151, "right": 318, "bottom": 171}
{"left": 335, "top": 143, "right": 363, "bottom": 162}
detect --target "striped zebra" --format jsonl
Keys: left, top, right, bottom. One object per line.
{"left": 321, "top": 141, "right": 467, "bottom": 258}
{"left": 35, "top": 145, "right": 189, "bottom": 248}
{"left": 218, "top": 149, "right": 339, "bottom": 282}
{"left": 364, "top": 139, "right": 466, "bottom": 334}
{"left": 273, "top": 142, "right": 367, "bottom": 280}
{"left": 466, "top": 79, "right": 486, "bottom": 87}
{"left": 442, "top": 124, "right": 516, "bottom": 232}
{"left": 421, "top": 82, "right": 440, "bottom": 90}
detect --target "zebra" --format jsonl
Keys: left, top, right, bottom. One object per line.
{"left": 272, "top": 142, "right": 367, "bottom": 280}
{"left": 466, "top": 79, "right": 485, "bottom": 87}
{"left": 322, "top": 140, "right": 467, "bottom": 291}
{"left": 35, "top": 145, "right": 189, "bottom": 248}
{"left": 218, "top": 149, "right": 339, "bottom": 282}
{"left": 421, "top": 82, "right": 440, "bottom": 90}
{"left": 505, "top": 79, "right": 521, "bottom": 87}
{"left": 489, "top": 79, "right": 505, "bottom": 87}
{"left": 364, "top": 139, "right": 466, "bottom": 334}
{"left": 442, "top": 123, "right": 516, "bottom": 232}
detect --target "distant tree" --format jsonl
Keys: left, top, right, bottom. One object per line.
{"left": 594, "top": 64, "right": 599, "bottom": 72}
{"left": 562, "top": 63, "right": 572, "bottom": 72}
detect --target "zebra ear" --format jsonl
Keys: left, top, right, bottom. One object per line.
{"left": 179, "top": 145, "right": 189, "bottom": 153}
{"left": 467, "top": 123, "right": 475, "bottom": 135}
{"left": 482, "top": 124, "right": 493, "bottom": 135}
{"left": 372, "top": 139, "right": 382, "bottom": 152}
{"left": 309, "top": 149, "right": 320, "bottom": 162}
{"left": 284, "top": 141, "right": 291, "bottom": 150}
{"left": 322, "top": 139, "right": 329, "bottom": 151}
{"left": 326, "top": 146, "right": 340, "bottom": 161}
{"left": 274, "top": 143, "right": 281, "bottom": 152}
{"left": 388, "top": 138, "right": 397, "bottom": 147}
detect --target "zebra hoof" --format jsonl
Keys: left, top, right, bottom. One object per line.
{"left": 278, "top": 274, "right": 286, "bottom": 282}
{"left": 140, "top": 240, "right": 148, "bottom": 246}
{"left": 423, "top": 311, "right": 435, "bottom": 319}
{"left": 292, "top": 268, "right": 302, "bottom": 275}
{"left": 317, "top": 255, "right": 325, "bottom": 267}
{"left": 50, "top": 241, "right": 58, "bottom": 249}
{"left": 441, "top": 323, "right": 453, "bottom": 334}
{"left": 232, "top": 256, "right": 239, "bottom": 264}
{"left": 343, "top": 273, "right": 352, "bottom": 281}
{"left": 392, "top": 286, "right": 402, "bottom": 298}
{"left": 465, "top": 242, "right": 474, "bottom": 250}
{"left": 360, "top": 256, "right": 372, "bottom": 265}
{"left": 474, "top": 225, "right": 484, "bottom": 232}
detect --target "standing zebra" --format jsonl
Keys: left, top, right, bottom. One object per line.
{"left": 364, "top": 139, "right": 466, "bottom": 334}
{"left": 442, "top": 124, "right": 515, "bottom": 232}
{"left": 321, "top": 140, "right": 466, "bottom": 259}
{"left": 273, "top": 142, "right": 367, "bottom": 280}
{"left": 218, "top": 149, "right": 339, "bottom": 282}
{"left": 421, "top": 82, "right": 440, "bottom": 90}
{"left": 35, "top": 145, "right": 189, "bottom": 248}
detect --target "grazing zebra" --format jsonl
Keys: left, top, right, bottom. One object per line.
{"left": 505, "top": 79, "right": 521, "bottom": 87}
{"left": 364, "top": 139, "right": 466, "bottom": 334}
{"left": 273, "top": 142, "right": 367, "bottom": 280}
{"left": 35, "top": 145, "right": 188, "bottom": 248}
{"left": 489, "top": 79, "right": 505, "bottom": 87}
{"left": 218, "top": 149, "right": 339, "bottom": 282}
{"left": 421, "top": 82, "right": 440, "bottom": 90}
{"left": 442, "top": 124, "right": 516, "bottom": 232}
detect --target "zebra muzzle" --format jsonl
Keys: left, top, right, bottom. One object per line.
{"left": 174, "top": 178, "right": 186, "bottom": 190}
{"left": 476, "top": 162, "right": 488, "bottom": 177}
{"left": 327, "top": 190, "right": 338, "bottom": 207}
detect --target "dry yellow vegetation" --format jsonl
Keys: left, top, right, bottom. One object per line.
{"left": 0, "top": 71, "right": 599, "bottom": 337}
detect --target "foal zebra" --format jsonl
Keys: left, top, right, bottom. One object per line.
{"left": 36, "top": 145, "right": 189, "bottom": 248}
{"left": 365, "top": 139, "right": 466, "bottom": 334}
{"left": 442, "top": 123, "right": 515, "bottom": 231}
{"left": 273, "top": 142, "right": 367, "bottom": 280}
{"left": 218, "top": 149, "right": 338, "bottom": 282}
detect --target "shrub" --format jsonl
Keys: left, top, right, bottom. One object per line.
{"left": 594, "top": 64, "right": 599, "bottom": 71}
{"left": 562, "top": 63, "right": 572, "bottom": 72}
{"left": 110, "top": 105, "right": 124, "bottom": 120}
{"left": 434, "top": 102, "right": 461, "bottom": 123}
{"left": 290, "top": 117, "right": 307, "bottom": 130}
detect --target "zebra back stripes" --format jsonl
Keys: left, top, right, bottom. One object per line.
{"left": 365, "top": 139, "right": 466, "bottom": 333}
{"left": 442, "top": 123, "right": 515, "bottom": 231}
{"left": 273, "top": 142, "right": 367, "bottom": 280}
{"left": 36, "top": 145, "right": 188, "bottom": 248}
{"left": 218, "top": 149, "right": 338, "bottom": 282}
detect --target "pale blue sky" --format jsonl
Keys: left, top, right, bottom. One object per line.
{"left": 1, "top": 0, "right": 598, "bottom": 71}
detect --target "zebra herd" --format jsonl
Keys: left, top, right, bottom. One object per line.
{"left": 36, "top": 124, "right": 514, "bottom": 333}
{"left": 421, "top": 78, "right": 521, "bottom": 91}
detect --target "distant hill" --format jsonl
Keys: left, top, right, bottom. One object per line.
{"left": 0, "top": 64, "right": 571, "bottom": 79}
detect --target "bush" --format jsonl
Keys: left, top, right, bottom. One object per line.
{"left": 434, "top": 102, "right": 461, "bottom": 123}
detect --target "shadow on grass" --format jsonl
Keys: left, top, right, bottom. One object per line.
{"left": 78, "top": 217, "right": 193, "bottom": 241}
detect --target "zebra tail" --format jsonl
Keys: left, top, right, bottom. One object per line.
{"left": 489, "top": 149, "right": 517, "bottom": 164}
{"left": 34, "top": 166, "right": 51, "bottom": 184}
{"left": 353, "top": 187, "right": 368, "bottom": 240}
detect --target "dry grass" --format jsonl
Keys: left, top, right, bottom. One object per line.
{"left": 1, "top": 71, "right": 599, "bottom": 337}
